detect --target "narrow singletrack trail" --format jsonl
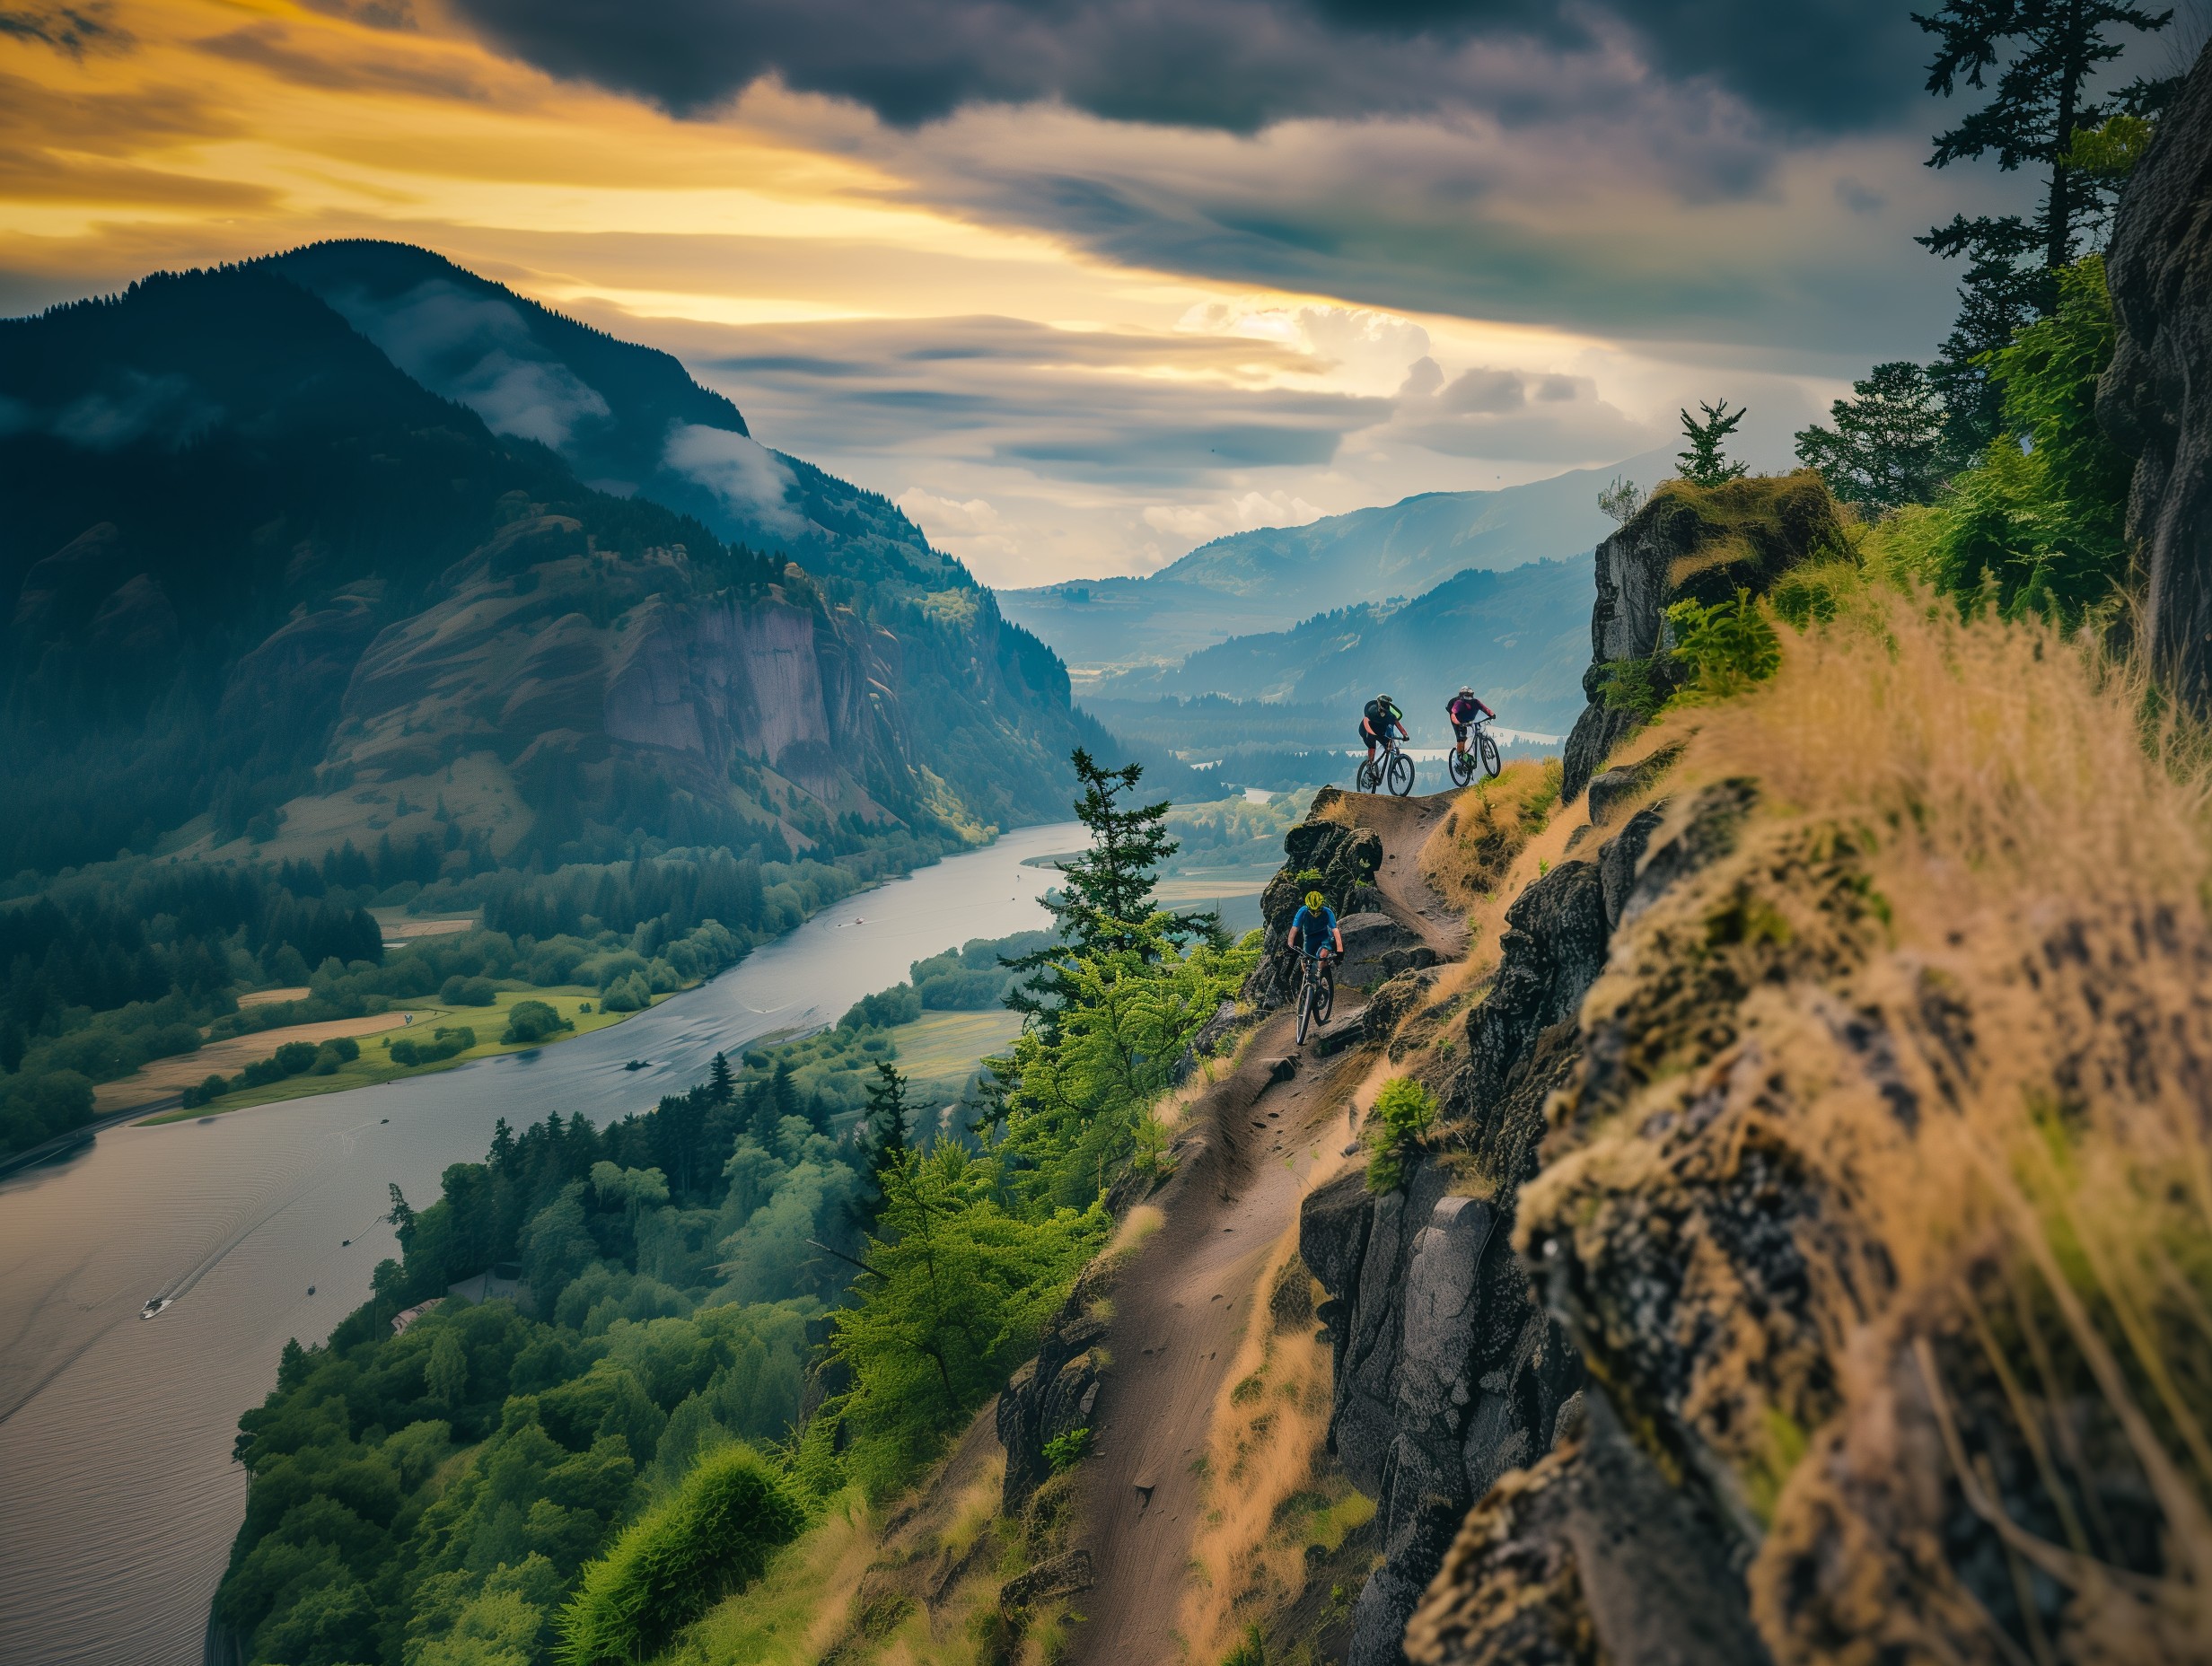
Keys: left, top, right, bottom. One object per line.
{"left": 1066, "top": 790, "right": 1466, "bottom": 1665}
{"left": 1343, "top": 788, "right": 1467, "bottom": 960}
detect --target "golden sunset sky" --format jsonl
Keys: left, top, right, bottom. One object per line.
{"left": 7, "top": 0, "right": 2149, "bottom": 583}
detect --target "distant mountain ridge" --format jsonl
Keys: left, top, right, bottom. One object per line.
{"left": 1099, "top": 554, "right": 1595, "bottom": 738}
{"left": 0, "top": 243, "right": 1114, "bottom": 875}
{"left": 1000, "top": 450, "right": 1672, "bottom": 674}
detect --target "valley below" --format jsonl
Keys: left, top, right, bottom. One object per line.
{"left": 0, "top": 825, "right": 1075, "bottom": 1666}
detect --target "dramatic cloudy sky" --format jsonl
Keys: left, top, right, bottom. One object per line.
{"left": 1, "top": 0, "right": 2184, "bottom": 583}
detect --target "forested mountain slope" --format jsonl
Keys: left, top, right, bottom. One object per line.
{"left": 0, "top": 247, "right": 1110, "bottom": 876}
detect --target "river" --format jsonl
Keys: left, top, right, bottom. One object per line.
{"left": 0, "top": 822, "right": 1081, "bottom": 1666}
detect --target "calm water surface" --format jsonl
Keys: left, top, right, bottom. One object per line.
{"left": 0, "top": 824, "right": 1079, "bottom": 1666}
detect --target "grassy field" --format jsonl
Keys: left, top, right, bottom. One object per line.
{"left": 882, "top": 1008, "right": 1024, "bottom": 1078}
{"left": 136, "top": 987, "right": 662, "bottom": 1125}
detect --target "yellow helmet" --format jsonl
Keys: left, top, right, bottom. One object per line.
{"left": 1304, "top": 890, "right": 1325, "bottom": 910}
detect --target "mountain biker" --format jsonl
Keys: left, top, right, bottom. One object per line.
{"left": 1289, "top": 890, "right": 1342, "bottom": 969}
{"left": 1360, "top": 692, "right": 1407, "bottom": 773}
{"left": 1446, "top": 686, "right": 1496, "bottom": 762}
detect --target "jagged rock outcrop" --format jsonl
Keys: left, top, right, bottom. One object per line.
{"left": 2100, "top": 42, "right": 2212, "bottom": 709}
{"left": 1247, "top": 794, "right": 1386, "bottom": 1009}
{"left": 997, "top": 1275, "right": 1110, "bottom": 1514}
{"left": 1559, "top": 475, "right": 1846, "bottom": 803}
{"left": 1301, "top": 792, "right": 1683, "bottom": 1664}
{"left": 1403, "top": 1395, "right": 1772, "bottom": 1666}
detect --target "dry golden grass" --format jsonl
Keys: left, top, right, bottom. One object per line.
{"left": 1526, "top": 585, "right": 2212, "bottom": 1661}
{"left": 1416, "top": 759, "right": 1562, "bottom": 912}
{"left": 1173, "top": 1217, "right": 1345, "bottom": 1662}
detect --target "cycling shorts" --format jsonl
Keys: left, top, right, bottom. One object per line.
{"left": 1451, "top": 720, "right": 1470, "bottom": 743}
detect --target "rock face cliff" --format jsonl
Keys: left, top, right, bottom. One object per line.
{"left": 2100, "top": 44, "right": 2212, "bottom": 709}
{"left": 1298, "top": 783, "right": 1685, "bottom": 1665}
{"left": 1558, "top": 475, "right": 1846, "bottom": 804}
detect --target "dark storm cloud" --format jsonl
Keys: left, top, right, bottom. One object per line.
{"left": 443, "top": 0, "right": 1925, "bottom": 136}
{"left": 692, "top": 314, "right": 1384, "bottom": 481}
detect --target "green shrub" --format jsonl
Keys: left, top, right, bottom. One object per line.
{"left": 180, "top": 1072, "right": 230, "bottom": 1109}
{"left": 1667, "top": 587, "right": 1781, "bottom": 701}
{"left": 599, "top": 972, "right": 653, "bottom": 1014}
{"left": 388, "top": 1026, "right": 473, "bottom": 1067}
{"left": 1599, "top": 656, "right": 1668, "bottom": 719}
{"left": 1222, "top": 1621, "right": 1268, "bottom": 1666}
{"left": 440, "top": 975, "right": 497, "bottom": 1006}
{"left": 503, "top": 1000, "right": 571, "bottom": 1045}
{"left": 1043, "top": 1427, "right": 1091, "bottom": 1472}
{"left": 1365, "top": 1076, "right": 1436, "bottom": 1193}
{"left": 554, "top": 1445, "right": 802, "bottom": 1665}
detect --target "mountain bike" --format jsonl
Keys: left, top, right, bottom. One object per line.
{"left": 1447, "top": 716, "right": 1502, "bottom": 786}
{"left": 1356, "top": 736, "right": 1416, "bottom": 796}
{"left": 1295, "top": 948, "right": 1336, "bottom": 1046}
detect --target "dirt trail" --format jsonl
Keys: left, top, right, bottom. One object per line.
{"left": 1339, "top": 789, "right": 1467, "bottom": 960}
{"left": 1066, "top": 789, "right": 1465, "bottom": 1665}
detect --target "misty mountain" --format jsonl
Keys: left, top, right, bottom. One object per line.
{"left": 1096, "top": 554, "right": 1594, "bottom": 739}
{"left": 0, "top": 246, "right": 1116, "bottom": 876}
{"left": 268, "top": 241, "right": 964, "bottom": 594}
{"left": 1000, "top": 450, "right": 1670, "bottom": 673}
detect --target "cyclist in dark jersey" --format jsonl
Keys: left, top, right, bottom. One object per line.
{"left": 1445, "top": 686, "right": 1496, "bottom": 765}
{"left": 1360, "top": 693, "right": 1407, "bottom": 772}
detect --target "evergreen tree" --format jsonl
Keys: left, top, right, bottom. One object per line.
{"left": 1917, "top": 0, "right": 2172, "bottom": 443}
{"left": 488, "top": 1117, "right": 517, "bottom": 1175}
{"left": 1005, "top": 750, "right": 1190, "bottom": 1035}
{"left": 1677, "top": 399, "right": 1750, "bottom": 487}
{"left": 857, "top": 1062, "right": 911, "bottom": 1229}
{"left": 1795, "top": 362, "right": 1971, "bottom": 510}
{"left": 709, "top": 1051, "right": 735, "bottom": 1105}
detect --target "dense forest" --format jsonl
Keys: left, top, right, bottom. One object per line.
{"left": 0, "top": 838, "right": 907, "bottom": 1160}
{"left": 211, "top": 767, "right": 1254, "bottom": 1666}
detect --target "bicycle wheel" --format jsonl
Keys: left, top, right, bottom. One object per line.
{"left": 1356, "top": 758, "right": 1379, "bottom": 793}
{"left": 1447, "top": 748, "right": 1473, "bottom": 787}
{"left": 1296, "top": 979, "right": 1313, "bottom": 1045}
{"left": 1315, "top": 968, "right": 1335, "bottom": 1024}
{"left": 1386, "top": 750, "right": 1416, "bottom": 796}
{"left": 1479, "top": 731, "right": 1501, "bottom": 779}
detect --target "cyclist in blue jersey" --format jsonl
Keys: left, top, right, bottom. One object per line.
{"left": 1290, "top": 890, "right": 1342, "bottom": 965}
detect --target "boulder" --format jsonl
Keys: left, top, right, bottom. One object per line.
{"left": 1404, "top": 1396, "right": 1772, "bottom": 1666}
{"left": 996, "top": 1289, "right": 1108, "bottom": 1513}
{"left": 1584, "top": 741, "right": 1681, "bottom": 829}
{"left": 1338, "top": 909, "right": 1419, "bottom": 987}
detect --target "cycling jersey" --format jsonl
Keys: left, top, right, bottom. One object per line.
{"left": 1361, "top": 698, "right": 1405, "bottom": 741}
{"left": 1446, "top": 695, "right": 1492, "bottom": 725}
{"left": 1289, "top": 903, "right": 1337, "bottom": 952}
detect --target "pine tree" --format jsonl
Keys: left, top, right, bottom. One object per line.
{"left": 488, "top": 1117, "right": 516, "bottom": 1174}
{"left": 709, "top": 1051, "right": 735, "bottom": 1105}
{"left": 1005, "top": 750, "right": 1189, "bottom": 1033}
{"left": 857, "top": 1062, "right": 911, "bottom": 1230}
{"left": 1677, "top": 399, "right": 1749, "bottom": 487}
{"left": 1917, "top": 0, "right": 2172, "bottom": 443}
{"left": 1795, "top": 362, "right": 1971, "bottom": 509}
